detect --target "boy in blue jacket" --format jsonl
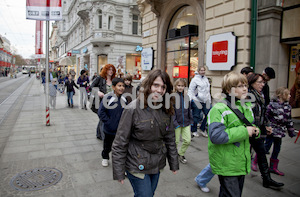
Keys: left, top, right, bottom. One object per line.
{"left": 98, "top": 78, "right": 127, "bottom": 167}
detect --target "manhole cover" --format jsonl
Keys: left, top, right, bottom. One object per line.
{"left": 10, "top": 167, "right": 63, "bottom": 191}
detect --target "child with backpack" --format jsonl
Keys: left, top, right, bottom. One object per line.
{"left": 265, "top": 87, "right": 296, "bottom": 176}
{"left": 98, "top": 78, "right": 127, "bottom": 167}
{"left": 173, "top": 78, "right": 193, "bottom": 164}
{"left": 208, "top": 72, "right": 258, "bottom": 196}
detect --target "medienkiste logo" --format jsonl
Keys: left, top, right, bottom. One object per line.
{"left": 212, "top": 41, "right": 228, "bottom": 63}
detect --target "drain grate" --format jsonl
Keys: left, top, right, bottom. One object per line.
{"left": 10, "top": 167, "right": 63, "bottom": 191}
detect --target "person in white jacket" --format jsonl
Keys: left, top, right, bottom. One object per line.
{"left": 188, "top": 66, "right": 211, "bottom": 137}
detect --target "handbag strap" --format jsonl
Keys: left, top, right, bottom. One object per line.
{"left": 225, "top": 99, "right": 252, "bottom": 127}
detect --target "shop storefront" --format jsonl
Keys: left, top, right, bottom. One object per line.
{"left": 281, "top": 3, "right": 300, "bottom": 117}
{"left": 165, "top": 6, "right": 199, "bottom": 84}
{"left": 97, "top": 54, "right": 107, "bottom": 74}
{"left": 126, "top": 53, "right": 141, "bottom": 80}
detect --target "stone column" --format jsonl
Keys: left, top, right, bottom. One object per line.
{"left": 256, "top": 3, "right": 289, "bottom": 90}
{"left": 90, "top": 52, "right": 97, "bottom": 77}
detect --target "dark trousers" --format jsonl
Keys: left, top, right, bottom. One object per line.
{"left": 199, "top": 102, "right": 211, "bottom": 131}
{"left": 102, "top": 133, "right": 115, "bottom": 160}
{"left": 265, "top": 136, "right": 282, "bottom": 160}
{"left": 96, "top": 119, "right": 105, "bottom": 140}
{"left": 191, "top": 101, "right": 211, "bottom": 132}
{"left": 191, "top": 101, "right": 203, "bottom": 132}
{"left": 249, "top": 137, "right": 269, "bottom": 177}
{"left": 218, "top": 175, "right": 245, "bottom": 197}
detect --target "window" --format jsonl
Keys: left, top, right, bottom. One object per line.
{"left": 98, "top": 10, "right": 102, "bottom": 29}
{"left": 165, "top": 6, "right": 199, "bottom": 85}
{"left": 132, "top": 14, "right": 138, "bottom": 35}
{"left": 108, "top": 16, "right": 113, "bottom": 30}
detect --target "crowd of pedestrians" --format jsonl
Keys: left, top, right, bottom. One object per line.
{"left": 38, "top": 64, "right": 297, "bottom": 197}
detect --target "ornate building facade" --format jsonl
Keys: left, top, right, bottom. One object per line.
{"left": 137, "top": 0, "right": 300, "bottom": 117}
{"left": 51, "top": 0, "right": 142, "bottom": 78}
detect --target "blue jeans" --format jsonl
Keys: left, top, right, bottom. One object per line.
{"left": 195, "top": 163, "right": 215, "bottom": 187}
{"left": 67, "top": 91, "right": 74, "bottom": 105}
{"left": 126, "top": 171, "right": 160, "bottom": 197}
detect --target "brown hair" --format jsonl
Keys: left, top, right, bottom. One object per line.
{"left": 222, "top": 72, "right": 248, "bottom": 94}
{"left": 100, "top": 64, "right": 116, "bottom": 80}
{"left": 139, "top": 69, "right": 174, "bottom": 115}
{"left": 247, "top": 73, "right": 264, "bottom": 89}
{"left": 124, "top": 74, "right": 133, "bottom": 81}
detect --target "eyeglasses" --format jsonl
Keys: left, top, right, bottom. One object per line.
{"left": 236, "top": 84, "right": 248, "bottom": 88}
{"left": 255, "top": 80, "right": 265, "bottom": 84}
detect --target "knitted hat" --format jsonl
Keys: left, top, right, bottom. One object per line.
{"left": 264, "top": 67, "right": 275, "bottom": 79}
{"left": 80, "top": 70, "right": 86, "bottom": 75}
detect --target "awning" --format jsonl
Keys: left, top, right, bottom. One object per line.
{"left": 59, "top": 56, "right": 76, "bottom": 65}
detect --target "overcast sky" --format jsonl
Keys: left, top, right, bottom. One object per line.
{"left": 0, "top": 0, "right": 49, "bottom": 59}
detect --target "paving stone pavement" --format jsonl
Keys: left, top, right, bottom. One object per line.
{"left": 0, "top": 78, "right": 299, "bottom": 197}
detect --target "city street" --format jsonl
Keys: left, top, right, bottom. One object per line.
{"left": 0, "top": 76, "right": 299, "bottom": 197}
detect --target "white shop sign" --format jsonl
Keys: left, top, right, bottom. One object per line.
{"left": 141, "top": 47, "right": 154, "bottom": 71}
{"left": 206, "top": 32, "right": 237, "bottom": 70}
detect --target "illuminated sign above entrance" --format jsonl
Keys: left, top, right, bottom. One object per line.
{"left": 206, "top": 32, "right": 236, "bottom": 70}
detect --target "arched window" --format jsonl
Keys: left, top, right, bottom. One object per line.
{"left": 98, "top": 10, "right": 102, "bottom": 29}
{"left": 165, "top": 5, "right": 199, "bottom": 84}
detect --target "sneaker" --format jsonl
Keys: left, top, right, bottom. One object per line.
{"left": 200, "top": 131, "right": 208, "bottom": 138}
{"left": 179, "top": 155, "right": 187, "bottom": 164}
{"left": 192, "top": 132, "right": 200, "bottom": 137}
{"left": 102, "top": 159, "right": 108, "bottom": 167}
{"left": 200, "top": 186, "right": 210, "bottom": 193}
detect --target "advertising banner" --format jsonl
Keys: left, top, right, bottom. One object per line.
{"left": 26, "top": 0, "right": 62, "bottom": 21}
{"left": 35, "top": 20, "right": 43, "bottom": 55}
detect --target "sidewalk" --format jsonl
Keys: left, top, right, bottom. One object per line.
{"left": 0, "top": 78, "right": 299, "bottom": 197}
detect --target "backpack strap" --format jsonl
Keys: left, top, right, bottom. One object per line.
{"left": 224, "top": 99, "right": 252, "bottom": 127}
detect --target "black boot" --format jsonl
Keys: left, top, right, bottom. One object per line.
{"left": 261, "top": 162, "right": 284, "bottom": 188}
{"left": 68, "top": 100, "right": 70, "bottom": 107}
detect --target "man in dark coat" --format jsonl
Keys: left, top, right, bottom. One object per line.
{"left": 262, "top": 67, "right": 276, "bottom": 105}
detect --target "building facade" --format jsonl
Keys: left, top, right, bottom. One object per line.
{"left": 137, "top": 0, "right": 300, "bottom": 117}
{"left": 0, "top": 35, "right": 13, "bottom": 73}
{"left": 51, "top": 0, "right": 142, "bottom": 79}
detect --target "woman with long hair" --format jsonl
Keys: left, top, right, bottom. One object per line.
{"left": 89, "top": 64, "right": 116, "bottom": 140}
{"left": 247, "top": 73, "right": 284, "bottom": 188}
{"left": 112, "top": 69, "right": 179, "bottom": 197}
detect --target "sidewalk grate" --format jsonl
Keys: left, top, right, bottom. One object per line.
{"left": 10, "top": 168, "right": 63, "bottom": 191}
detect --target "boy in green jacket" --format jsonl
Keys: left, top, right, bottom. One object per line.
{"left": 208, "top": 72, "right": 258, "bottom": 196}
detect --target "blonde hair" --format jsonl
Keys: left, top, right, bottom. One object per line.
{"left": 222, "top": 72, "right": 248, "bottom": 94}
{"left": 198, "top": 66, "right": 206, "bottom": 72}
{"left": 174, "top": 78, "right": 187, "bottom": 91}
{"left": 275, "top": 87, "right": 290, "bottom": 99}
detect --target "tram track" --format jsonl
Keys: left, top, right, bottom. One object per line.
{"left": 0, "top": 75, "right": 35, "bottom": 125}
